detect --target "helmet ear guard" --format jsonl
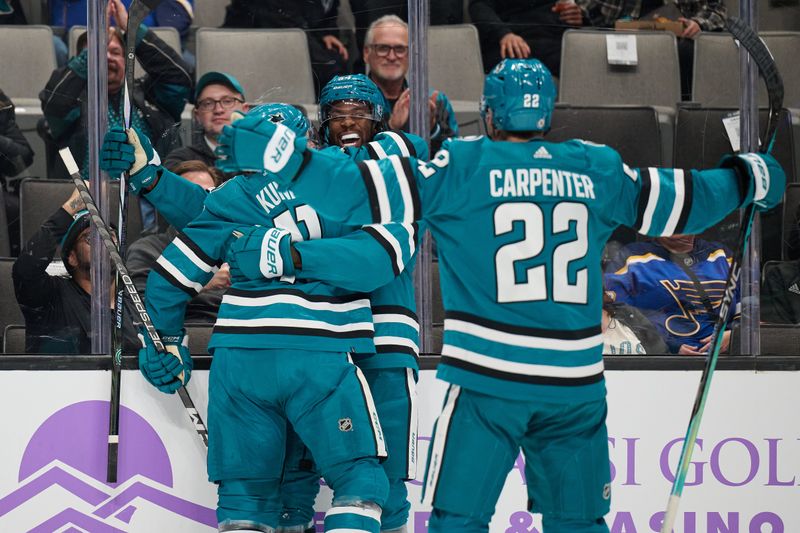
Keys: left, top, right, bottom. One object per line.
{"left": 480, "top": 59, "right": 556, "bottom": 134}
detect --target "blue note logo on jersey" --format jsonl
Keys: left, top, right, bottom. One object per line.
{"left": 661, "top": 279, "right": 725, "bottom": 337}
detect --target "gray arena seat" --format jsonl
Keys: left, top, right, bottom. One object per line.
{"left": 0, "top": 25, "right": 56, "bottom": 101}
{"left": 191, "top": 0, "right": 228, "bottom": 28}
{"left": 730, "top": 324, "right": 800, "bottom": 355}
{"left": 195, "top": 28, "right": 316, "bottom": 108}
{"left": 0, "top": 259, "right": 24, "bottom": 350}
{"left": 782, "top": 183, "right": 800, "bottom": 261}
{"left": 2, "top": 325, "right": 26, "bottom": 354}
{"left": 547, "top": 105, "right": 663, "bottom": 167}
{"left": 693, "top": 32, "right": 800, "bottom": 109}
{"left": 185, "top": 323, "right": 213, "bottom": 355}
{"left": 19, "top": 179, "right": 144, "bottom": 246}
{"left": 673, "top": 106, "right": 795, "bottom": 261}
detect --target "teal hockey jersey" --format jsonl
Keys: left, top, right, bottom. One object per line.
{"left": 275, "top": 136, "right": 757, "bottom": 403}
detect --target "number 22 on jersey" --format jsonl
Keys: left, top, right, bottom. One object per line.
{"left": 494, "top": 201, "right": 588, "bottom": 304}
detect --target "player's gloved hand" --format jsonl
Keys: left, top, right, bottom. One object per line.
{"left": 138, "top": 331, "right": 192, "bottom": 394}
{"left": 100, "top": 127, "right": 135, "bottom": 178}
{"left": 226, "top": 226, "right": 296, "bottom": 282}
{"left": 720, "top": 152, "right": 786, "bottom": 211}
{"left": 215, "top": 111, "right": 307, "bottom": 183}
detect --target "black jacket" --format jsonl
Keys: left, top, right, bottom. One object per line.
{"left": 12, "top": 208, "right": 138, "bottom": 354}
{"left": 0, "top": 89, "right": 33, "bottom": 182}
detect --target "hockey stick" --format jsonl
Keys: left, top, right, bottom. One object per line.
{"left": 59, "top": 147, "right": 210, "bottom": 453}
{"left": 660, "top": 17, "right": 784, "bottom": 533}
{"left": 108, "top": 0, "right": 163, "bottom": 483}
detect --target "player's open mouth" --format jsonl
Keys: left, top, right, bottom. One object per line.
{"left": 340, "top": 133, "right": 361, "bottom": 147}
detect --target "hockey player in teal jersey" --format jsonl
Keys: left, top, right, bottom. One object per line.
{"left": 100, "top": 104, "right": 418, "bottom": 533}
{"left": 100, "top": 95, "right": 425, "bottom": 532}
{"left": 213, "top": 59, "right": 787, "bottom": 532}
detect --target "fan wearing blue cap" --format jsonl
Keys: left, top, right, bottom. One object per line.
{"left": 163, "top": 71, "right": 249, "bottom": 174}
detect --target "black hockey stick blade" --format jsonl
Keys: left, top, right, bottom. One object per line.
{"left": 59, "top": 148, "right": 209, "bottom": 451}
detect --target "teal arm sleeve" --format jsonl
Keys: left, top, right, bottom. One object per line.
{"left": 145, "top": 169, "right": 209, "bottom": 230}
{"left": 293, "top": 222, "right": 419, "bottom": 292}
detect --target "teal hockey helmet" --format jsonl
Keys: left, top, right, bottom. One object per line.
{"left": 480, "top": 59, "right": 556, "bottom": 133}
{"left": 248, "top": 102, "right": 311, "bottom": 137}
{"left": 318, "top": 74, "right": 388, "bottom": 142}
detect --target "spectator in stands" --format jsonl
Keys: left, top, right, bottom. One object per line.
{"left": 221, "top": 0, "right": 348, "bottom": 95}
{"left": 469, "top": 0, "right": 588, "bottom": 77}
{"left": 0, "top": 89, "right": 33, "bottom": 256}
{"left": 127, "top": 160, "right": 229, "bottom": 323}
{"left": 602, "top": 290, "right": 668, "bottom": 354}
{"left": 364, "top": 15, "right": 458, "bottom": 151}
{"left": 12, "top": 186, "right": 138, "bottom": 353}
{"left": 40, "top": 0, "right": 191, "bottom": 230}
{"left": 575, "top": 0, "right": 727, "bottom": 99}
{"left": 349, "top": 1, "right": 464, "bottom": 72}
{"left": 164, "top": 72, "right": 248, "bottom": 175}
{"left": 605, "top": 234, "right": 738, "bottom": 355}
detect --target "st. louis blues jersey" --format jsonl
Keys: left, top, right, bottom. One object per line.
{"left": 604, "top": 239, "right": 740, "bottom": 353}
{"left": 277, "top": 136, "right": 754, "bottom": 403}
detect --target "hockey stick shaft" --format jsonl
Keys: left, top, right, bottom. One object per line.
{"left": 660, "top": 17, "right": 784, "bottom": 532}
{"left": 108, "top": 0, "right": 163, "bottom": 483}
{"left": 59, "top": 147, "right": 209, "bottom": 450}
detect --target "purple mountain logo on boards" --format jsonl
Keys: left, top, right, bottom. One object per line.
{"left": 0, "top": 400, "right": 216, "bottom": 530}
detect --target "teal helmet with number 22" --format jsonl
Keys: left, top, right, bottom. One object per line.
{"left": 481, "top": 59, "right": 556, "bottom": 133}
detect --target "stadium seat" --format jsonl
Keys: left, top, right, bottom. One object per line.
{"left": 673, "top": 106, "right": 796, "bottom": 262}
{"left": 0, "top": 259, "right": 24, "bottom": 350}
{"left": 547, "top": 105, "right": 664, "bottom": 167}
{"left": 783, "top": 183, "right": 800, "bottom": 260}
{"left": 692, "top": 32, "right": 800, "bottom": 110}
{"left": 19, "top": 179, "right": 144, "bottom": 246}
{"left": 2, "top": 325, "right": 26, "bottom": 354}
{"left": 0, "top": 189, "right": 9, "bottom": 257}
{"left": 0, "top": 26, "right": 56, "bottom": 101}
{"left": 191, "top": 0, "right": 228, "bottom": 28}
{"left": 185, "top": 323, "right": 212, "bottom": 355}
{"left": 730, "top": 323, "right": 800, "bottom": 355}
{"left": 559, "top": 29, "right": 680, "bottom": 170}
{"left": 195, "top": 28, "right": 316, "bottom": 108}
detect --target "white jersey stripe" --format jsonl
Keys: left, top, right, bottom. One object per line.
{"left": 373, "top": 313, "right": 420, "bottom": 331}
{"left": 368, "top": 140, "right": 389, "bottom": 160}
{"left": 374, "top": 336, "right": 419, "bottom": 353}
{"left": 349, "top": 357, "right": 389, "bottom": 459}
{"left": 172, "top": 236, "right": 216, "bottom": 273}
{"left": 442, "top": 344, "right": 605, "bottom": 378}
{"left": 423, "top": 384, "right": 460, "bottom": 507}
{"left": 363, "top": 159, "right": 392, "bottom": 223}
{"left": 639, "top": 168, "right": 661, "bottom": 235}
{"left": 382, "top": 131, "right": 411, "bottom": 157}
{"left": 445, "top": 319, "right": 603, "bottom": 351}
{"left": 406, "top": 367, "right": 419, "bottom": 479}
{"left": 387, "top": 155, "right": 416, "bottom": 224}
{"left": 156, "top": 256, "right": 204, "bottom": 293}
{"left": 215, "top": 317, "right": 374, "bottom": 333}
{"left": 661, "top": 169, "right": 685, "bottom": 236}
{"left": 222, "top": 294, "right": 370, "bottom": 312}
{"left": 367, "top": 223, "right": 404, "bottom": 274}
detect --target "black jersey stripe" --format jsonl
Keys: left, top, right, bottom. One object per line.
{"left": 175, "top": 232, "right": 218, "bottom": 268}
{"left": 445, "top": 310, "right": 601, "bottom": 340}
{"left": 225, "top": 287, "right": 369, "bottom": 303}
{"left": 366, "top": 142, "right": 380, "bottom": 160}
{"left": 213, "top": 325, "right": 374, "bottom": 338}
{"left": 152, "top": 261, "right": 200, "bottom": 297}
{"left": 376, "top": 344, "right": 420, "bottom": 360}
{"left": 394, "top": 130, "right": 417, "bottom": 158}
{"left": 441, "top": 356, "right": 605, "bottom": 386}
{"left": 400, "top": 157, "right": 422, "bottom": 221}
{"left": 357, "top": 160, "right": 382, "bottom": 224}
{"left": 362, "top": 226, "right": 401, "bottom": 277}
{"left": 634, "top": 167, "right": 652, "bottom": 231}
{"left": 372, "top": 305, "right": 418, "bottom": 320}
{"left": 674, "top": 169, "right": 694, "bottom": 234}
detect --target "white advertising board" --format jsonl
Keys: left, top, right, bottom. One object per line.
{"left": 0, "top": 369, "right": 797, "bottom": 532}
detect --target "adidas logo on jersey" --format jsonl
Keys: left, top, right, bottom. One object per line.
{"left": 789, "top": 283, "right": 800, "bottom": 295}
{"left": 533, "top": 146, "right": 552, "bottom": 159}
